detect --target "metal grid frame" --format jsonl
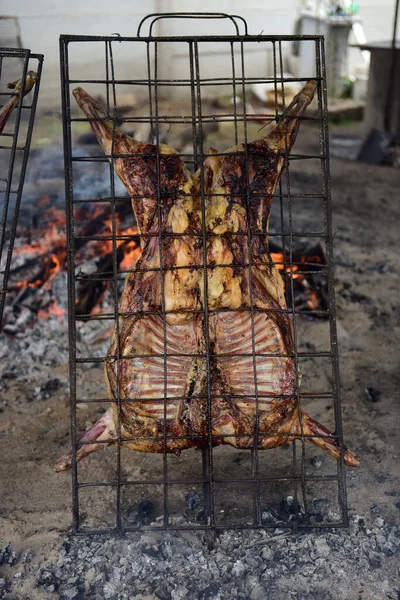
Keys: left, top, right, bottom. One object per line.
{"left": 60, "top": 13, "right": 349, "bottom": 534}
{"left": 0, "top": 47, "right": 43, "bottom": 327}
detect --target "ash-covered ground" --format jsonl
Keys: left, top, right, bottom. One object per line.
{"left": 0, "top": 115, "right": 399, "bottom": 599}
{"left": 1, "top": 515, "right": 400, "bottom": 600}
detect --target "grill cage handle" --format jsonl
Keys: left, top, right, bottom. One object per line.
{"left": 137, "top": 12, "right": 249, "bottom": 38}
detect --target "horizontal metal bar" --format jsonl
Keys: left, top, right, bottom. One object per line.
{"left": 75, "top": 271, "right": 327, "bottom": 286}
{"left": 71, "top": 193, "right": 326, "bottom": 203}
{"left": 74, "top": 391, "right": 333, "bottom": 404}
{"left": 67, "top": 79, "right": 322, "bottom": 90}
{"left": 70, "top": 113, "right": 315, "bottom": 125}
{"left": 76, "top": 351, "right": 332, "bottom": 361}
{"left": 72, "top": 391, "right": 335, "bottom": 404}
{"left": 74, "top": 430, "right": 340, "bottom": 446}
{"left": 68, "top": 76, "right": 321, "bottom": 86}
{"left": 60, "top": 34, "right": 325, "bottom": 43}
{"left": 73, "top": 231, "right": 327, "bottom": 241}
{"left": 75, "top": 313, "right": 328, "bottom": 324}
{"left": 0, "top": 92, "right": 22, "bottom": 97}
{"left": 75, "top": 306, "right": 330, "bottom": 324}
{"left": 71, "top": 114, "right": 321, "bottom": 123}
{"left": 75, "top": 258, "right": 328, "bottom": 269}
{"left": 77, "top": 351, "right": 332, "bottom": 362}
{"left": 75, "top": 267, "right": 327, "bottom": 281}
{"left": 75, "top": 520, "right": 345, "bottom": 534}
{"left": 0, "top": 145, "right": 25, "bottom": 151}
{"left": 70, "top": 151, "right": 323, "bottom": 161}
{"left": 0, "top": 49, "right": 30, "bottom": 57}
{"left": 78, "top": 474, "right": 341, "bottom": 489}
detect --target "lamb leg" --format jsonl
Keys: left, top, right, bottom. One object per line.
{"left": 255, "top": 402, "right": 359, "bottom": 466}
{"left": 73, "top": 87, "right": 203, "bottom": 323}
{"left": 298, "top": 409, "right": 360, "bottom": 467}
{"left": 72, "top": 87, "right": 194, "bottom": 236}
{"left": 263, "top": 79, "right": 318, "bottom": 154}
{"left": 54, "top": 408, "right": 116, "bottom": 472}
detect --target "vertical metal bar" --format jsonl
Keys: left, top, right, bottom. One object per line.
{"left": 146, "top": 42, "right": 155, "bottom": 144}
{"left": 60, "top": 38, "right": 79, "bottom": 532}
{"left": 317, "top": 37, "right": 348, "bottom": 525}
{"left": 105, "top": 41, "right": 110, "bottom": 114}
{"left": 272, "top": 42, "right": 287, "bottom": 262}
{"left": 277, "top": 41, "right": 306, "bottom": 532}
{"left": 188, "top": 43, "right": 199, "bottom": 172}
{"left": 188, "top": 42, "right": 208, "bottom": 515}
{"left": 230, "top": 42, "right": 238, "bottom": 146}
{"left": 153, "top": 39, "right": 170, "bottom": 528}
{"left": 107, "top": 40, "right": 123, "bottom": 533}
{"left": 193, "top": 40, "right": 214, "bottom": 528}
{"left": 201, "top": 446, "right": 210, "bottom": 525}
{"left": 239, "top": 40, "right": 261, "bottom": 526}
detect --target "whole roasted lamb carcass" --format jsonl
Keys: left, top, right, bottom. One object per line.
{"left": 55, "top": 81, "right": 359, "bottom": 472}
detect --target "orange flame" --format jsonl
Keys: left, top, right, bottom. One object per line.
{"left": 120, "top": 239, "right": 141, "bottom": 270}
{"left": 12, "top": 197, "right": 141, "bottom": 321}
{"left": 271, "top": 251, "right": 322, "bottom": 311}
{"left": 13, "top": 196, "right": 323, "bottom": 321}
{"left": 270, "top": 252, "right": 301, "bottom": 279}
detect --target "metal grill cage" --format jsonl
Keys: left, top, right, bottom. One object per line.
{"left": 60, "top": 13, "right": 349, "bottom": 534}
{"left": 0, "top": 48, "right": 43, "bottom": 327}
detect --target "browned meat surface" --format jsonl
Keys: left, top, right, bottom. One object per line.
{"left": 0, "top": 71, "right": 38, "bottom": 134}
{"left": 55, "top": 81, "right": 359, "bottom": 472}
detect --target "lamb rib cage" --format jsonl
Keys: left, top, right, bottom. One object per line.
{"left": 0, "top": 48, "right": 43, "bottom": 327}
{"left": 60, "top": 13, "right": 350, "bottom": 534}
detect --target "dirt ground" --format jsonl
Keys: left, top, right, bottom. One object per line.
{"left": 0, "top": 114, "right": 399, "bottom": 599}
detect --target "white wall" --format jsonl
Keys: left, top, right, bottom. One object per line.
{"left": 0, "top": 0, "right": 396, "bottom": 107}
{"left": 0, "top": 0, "right": 157, "bottom": 107}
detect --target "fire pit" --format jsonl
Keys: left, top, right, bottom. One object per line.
{"left": 0, "top": 48, "right": 43, "bottom": 326}
{"left": 56, "top": 13, "right": 355, "bottom": 534}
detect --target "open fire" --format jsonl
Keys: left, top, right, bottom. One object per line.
{"left": 2, "top": 192, "right": 328, "bottom": 335}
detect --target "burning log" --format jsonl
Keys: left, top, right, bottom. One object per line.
{"left": 5, "top": 184, "right": 327, "bottom": 333}
{"left": 5, "top": 198, "right": 139, "bottom": 324}
{"left": 269, "top": 241, "right": 328, "bottom": 316}
{"left": 75, "top": 236, "right": 140, "bottom": 315}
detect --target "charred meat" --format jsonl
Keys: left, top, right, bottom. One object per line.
{"left": 55, "top": 81, "right": 359, "bottom": 472}
{"left": 0, "top": 71, "right": 38, "bottom": 134}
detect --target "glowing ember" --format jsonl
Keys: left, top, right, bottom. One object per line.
{"left": 9, "top": 196, "right": 140, "bottom": 325}
{"left": 8, "top": 196, "right": 326, "bottom": 328}
{"left": 270, "top": 249, "right": 325, "bottom": 312}
{"left": 270, "top": 252, "right": 301, "bottom": 279}
{"left": 38, "top": 298, "right": 66, "bottom": 320}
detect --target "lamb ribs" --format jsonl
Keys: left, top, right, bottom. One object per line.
{"left": 55, "top": 80, "right": 359, "bottom": 472}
